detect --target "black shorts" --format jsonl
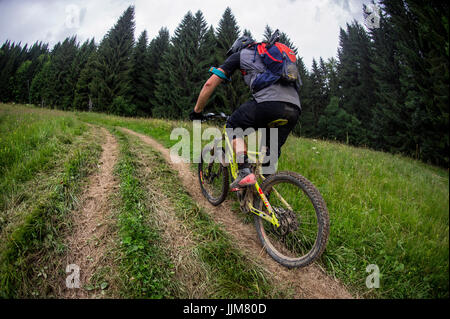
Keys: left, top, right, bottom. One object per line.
{"left": 226, "top": 100, "right": 300, "bottom": 159}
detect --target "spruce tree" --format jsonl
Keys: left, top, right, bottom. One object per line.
{"left": 379, "top": 0, "right": 449, "bottom": 165}
{"left": 73, "top": 50, "right": 98, "bottom": 110}
{"left": 12, "top": 60, "right": 32, "bottom": 103}
{"left": 11, "top": 41, "right": 49, "bottom": 104}
{"left": 337, "top": 21, "right": 374, "bottom": 145}
{"left": 325, "top": 57, "right": 339, "bottom": 98}
{"left": 293, "top": 56, "right": 312, "bottom": 136}
{"left": 153, "top": 10, "right": 211, "bottom": 118}
{"left": 215, "top": 7, "right": 249, "bottom": 113}
{"left": 368, "top": 10, "right": 407, "bottom": 154}
{"left": 66, "top": 38, "right": 95, "bottom": 110}
{"left": 318, "top": 96, "right": 362, "bottom": 144}
{"left": 306, "top": 58, "right": 327, "bottom": 136}
{"left": 131, "top": 30, "right": 152, "bottom": 115}
{"left": 216, "top": 7, "right": 240, "bottom": 54}
{"left": 91, "top": 5, "right": 135, "bottom": 113}
{"left": 50, "top": 36, "right": 79, "bottom": 108}
{"left": 29, "top": 56, "right": 52, "bottom": 107}
{"left": 0, "top": 41, "right": 29, "bottom": 102}
{"left": 319, "top": 57, "right": 330, "bottom": 107}
{"left": 263, "top": 25, "right": 298, "bottom": 54}
{"left": 147, "top": 27, "right": 170, "bottom": 114}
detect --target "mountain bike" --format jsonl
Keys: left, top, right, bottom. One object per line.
{"left": 197, "top": 112, "right": 329, "bottom": 268}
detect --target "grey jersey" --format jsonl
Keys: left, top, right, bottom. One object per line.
{"left": 240, "top": 47, "right": 301, "bottom": 109}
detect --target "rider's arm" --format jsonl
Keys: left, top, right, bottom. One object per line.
{"left": 193, "top": 52, "right": 240, "bottom": 113}
{"left": 193, "top": 69, "right": 226, "bottom": 113}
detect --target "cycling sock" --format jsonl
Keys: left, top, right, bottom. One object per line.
{"left": 236, "top": 152, "right": 249, "bottom": 170}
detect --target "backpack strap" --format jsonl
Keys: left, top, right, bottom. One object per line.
{"left": 257, "top": 43, "right": 283, "bottom": 63}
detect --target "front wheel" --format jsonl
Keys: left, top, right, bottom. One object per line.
{"left": 254, "top": 171, "right": 329, "bottom": 268}
{"left": 198, "top": 145, "right": 229, "bottom": 206}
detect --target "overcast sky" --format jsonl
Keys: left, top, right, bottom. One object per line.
{"left": 0, "top": 0, "right": 373, "bottom": 68}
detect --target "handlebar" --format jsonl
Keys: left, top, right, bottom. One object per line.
{"left": 202, "top": 112, "right": 229, "bottom": 122}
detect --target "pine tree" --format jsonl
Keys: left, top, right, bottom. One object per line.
{"left": 29, "top": 57, "right": 54, "bottom": 107}
{"left": 243, "top": 29, "right": 253, "bottom": 38}
{"left": 214, "top": 7, "right": 249, "bottom": 113}
{"left": 216, "top": 7, "right": 240, "bottom": 54}
{"left": 131, "top": 30, "right": 152, "bottom": 115}
{"left": 153, "top": 10, "right": 211, "bottom": 119}
{"left": 73, "top": 49, "right": 97, "bottom": 110}
{"left": 293, "top": 56, "right": 311, "bottom": 136}
{"left": 66, "top": 38, "right": 95, "bottom": 110}
{"left": 368, "top": 9, "right": 407, "bottom": 154}
{"left": 0, "top": 41, "right": 29, "bottom": 102}
{"left": 48, "top": 36, "right": 79, "bottom": 108}
{"left": 12, "top": 60, "right": 32, "bottom": 103}
{"left": 379, "top": 0, "right": 449, "bottom": 165}
{"left": 325, "top": 57, "right": 339, "bottom": 98}
{"left": 319, "top": 57, "right": 330, "bottom": 107}
{"left": 308, "top": 58, "right": 328, "bottom": 135}
{"left": 263, "top": 25, "right": 298, "bottom": 55}
{"left": 91, "top": 5, "right": 135, "bottom": 113}
{"left": 337, "top": 21, "right": 374, "bottom": 145}
{"left": 263, "top": 25, "right": 273, "bottom": 42}
{"left": 147, "top": 27, "right": 170, "bottom": 114}
{"left": 318, "top": 96, "right": 362, "bottom": 144}
{"left": 11, "top": 41, "right": 49, "bottom": 104}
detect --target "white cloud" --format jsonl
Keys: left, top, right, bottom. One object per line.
{"left": 0, "top": 0, "right": 372, "bottom": 68}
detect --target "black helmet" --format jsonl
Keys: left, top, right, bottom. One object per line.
{"left": 226, "top": 36, "right": 254, "bottom": 56}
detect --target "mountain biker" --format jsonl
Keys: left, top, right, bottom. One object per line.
{"left": 190, "top": 34, "right": 301, "bottom": 189}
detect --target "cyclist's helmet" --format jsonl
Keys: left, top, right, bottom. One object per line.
{"left": 226, "top": 36, "right": 254, "bottom": 56}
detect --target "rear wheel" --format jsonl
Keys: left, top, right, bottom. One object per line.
{"left": 198, "top": 145, "right": 229, "bottom": 206}
{"left": 254, "top": 171, "right": 329, "bottom": 268}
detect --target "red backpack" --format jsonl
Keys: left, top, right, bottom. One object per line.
{"left": 250, "top": 31, "right": 301, "bottom": 92}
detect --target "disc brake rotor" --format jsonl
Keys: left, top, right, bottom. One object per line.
{"left": 272, "top": 207, "right": 299, "bottom": 237}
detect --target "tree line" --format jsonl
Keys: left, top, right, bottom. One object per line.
{"left": 0, "top": 1, "right": 448, "bottom": 166}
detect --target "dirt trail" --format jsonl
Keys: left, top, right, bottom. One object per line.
{"left": 121, "top": 127, "right": 354, "bottom": 299}
{"left": 135, "top": 144, "right": 210, "bottom": 298}
{"left": 60, "top": 127, "right": 119, "bottom": 298}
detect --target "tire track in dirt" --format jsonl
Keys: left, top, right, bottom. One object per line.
{"left": 120, "top": 127, "right": 354, "bottom": 299}
{"left": 59, "top": 126, "right": 119, "bottom": 298}
{"left": 132, "top": 140, "right": 210, "bottom": 298}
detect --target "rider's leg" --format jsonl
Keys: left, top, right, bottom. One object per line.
{"left": 230, "top": 137, "right": 256, "bottom": 188}
{"left": 232, "top": 136, "right": 247, "bottom": 160}
{"left": 257, "top": 102, "right": 301, "bottom": 178}
{"left": 226, "top": 100, "right": 258, "bottom": 188}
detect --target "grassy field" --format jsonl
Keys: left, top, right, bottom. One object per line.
{"left": 0, "top": 103, "right": 448, "bottom": 299}
{"left": 0, "top": 104, "right": 102, "bottom": 297}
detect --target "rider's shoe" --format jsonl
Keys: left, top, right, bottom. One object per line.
{"left": 230, "top": 167, "right": 256, "bottom": 189}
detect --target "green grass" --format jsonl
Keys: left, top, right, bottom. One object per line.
{"left": 279, "top": 137, "right": 449, "bottom": 298}
{"left": 111, "top": 128, "right": 175, "bottom": 298}
{"left": 75, "top": 109, "right": 449, "bottom": 299}
{"left": 1, "top": 104, "right": 447, "bottom": 299}
{"left": 133, "top": 137, "right": 278, "bottom": 298}
{"left": 0, "top": 110, "right": 102, "bottom": 297}
{"left": 0, "top": 104, "right": 87, "bottom": 226}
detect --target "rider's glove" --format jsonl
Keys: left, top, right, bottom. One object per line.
{"left": 189, "top": 110, "right": 204, "bottom": 121}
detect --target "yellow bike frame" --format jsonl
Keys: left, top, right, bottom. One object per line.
{"left": 222, "top": 124, "right": 280, "bottom": 228}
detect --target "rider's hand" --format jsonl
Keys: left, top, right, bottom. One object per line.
{"left": 189, "top": 109, "right": 204, "bottom": 121}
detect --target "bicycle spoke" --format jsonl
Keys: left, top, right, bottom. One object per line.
{"left": 255, "top": 174, "right": 326, "bottom": 263}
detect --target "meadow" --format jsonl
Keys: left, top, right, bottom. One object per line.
{"left": 0, "top": 103, "right": 448, "bottom": 298}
